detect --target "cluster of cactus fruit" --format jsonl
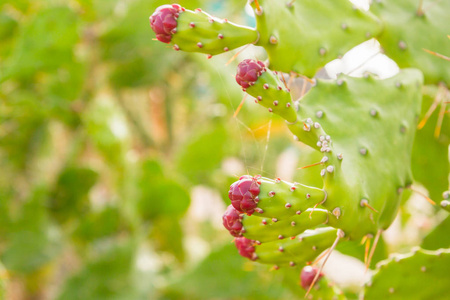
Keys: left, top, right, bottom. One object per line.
{"left": 150, "top": 0, "right": 449, "bottom": 298}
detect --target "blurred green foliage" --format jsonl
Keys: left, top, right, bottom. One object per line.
{"left": 0, "top": 0, "right": 296, "bottom": 299}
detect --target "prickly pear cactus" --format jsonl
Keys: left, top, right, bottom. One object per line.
{"left": 364, "top": 248, "right": 450, "bottom": 299}
{"left": 149, "top": 4, "right": 258, "bottom": 56}
{"left": 149, "top": 1, "right": 449, "bottom": 298}
{"left": 370, "top": 0, "right": 450, "bottom": 85}
{"left": 250, "top": 0, "right": 382, "bottom": 76}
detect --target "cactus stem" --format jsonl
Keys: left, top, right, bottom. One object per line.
{"left": 305, "top": 229, "right": 344, "bottom": 298}
{"left": 360, "top": 199, "right": 379, "bottom": 213}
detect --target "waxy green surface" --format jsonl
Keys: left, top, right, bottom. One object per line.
{"left": 364, "top": 248, "right": 450, "bottom": 300}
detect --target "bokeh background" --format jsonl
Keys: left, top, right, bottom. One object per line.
{"left": 0, "top": 0, "right": 448, "bottom": 299}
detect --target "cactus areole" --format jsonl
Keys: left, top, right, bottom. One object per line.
{"left": 149, "top": 4, "right": 183, "bottom": 43}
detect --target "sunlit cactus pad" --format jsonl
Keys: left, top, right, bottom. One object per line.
{"left": 364, "top": 248, "right": 450, "bottom": 299}
{"left": 371, "top": 0, "right": 450, "bottom": 84}
{"left": 251, "top": 0, "right": 382, "bottom": 76}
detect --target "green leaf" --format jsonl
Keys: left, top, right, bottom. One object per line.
{"left": 50, "top": 167, "right": 98, "bottom": 223}
{"left": 73, "top": 206, "right": 126, "bottom": 243}
{"left": 2, "top": 7, "right": 80, "bottom": 81}
{"left": 1, "top": 187, "right": 62, "bottom": 274}
{"left": 176, "top": 123, "right": 230, "bottom": 184}
{"left": 137, "top": 160, "right": 190, "bottom": 220}
{"left": 56, "top": 241, "right": 146, "bottom": 300}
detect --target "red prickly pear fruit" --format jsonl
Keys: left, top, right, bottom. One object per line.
{"left": 236, "top": 59, "right": 266, "bottom": 88}
{"left": 235, "top": 237, "right": 257, "bottom": 260}
{"left": 149, "top": 4, "right": 183, "bottom": 43}
{"left": 222, "top": 205, "right": 244, "bottom": 237}
{"left": 228, "top": 175, "right": 261, "bottom": 215}
{"left": 300, "top": 266, "right": 323, "bottom": 290}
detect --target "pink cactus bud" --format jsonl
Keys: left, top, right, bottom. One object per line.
{"left": 228, "top": 175, "right": 261, "bottom": 215}
{"left": 235, "top": 237, "right": 256, "bottom": 260}
{"left": 300, "top": 266, "right": 323, "bottom": 289}
{"left": 149, "top": 4, "right": 183, "bottom": 43}
{"left": 235, "top": 59, "right": 266, "bottom": 89}
{"left": 222, "top": 205, "right": 244, "bottom": 237}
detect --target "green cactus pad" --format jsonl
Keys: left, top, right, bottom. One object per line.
{"left": 291, "top": 70, "right": 423, "bottom": 238}
{"left": 364, "top": 248, "right": 450, "bottom": 300}
{"left": 371, "top": 0, "right": 450, "bottom": 85}
{"left": 411, "top": 85, "right": 450, "bottom": 201}
{"left": 251, "top": 177, "right": 326, "bottom": 220}
{"left": 244, "top": 70, "right": 298, "bottom": 122}
{"left": 255, "top": 227, "right": 337, "bottom": 266}
{"left": 252, "top": 0, "right": 382, "bottom": 76}
{"left": 243, "top": 208, "right": 329, "bottom": 243}
{"left": 171, "top": 7, "right": 258, "bottom": 56}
